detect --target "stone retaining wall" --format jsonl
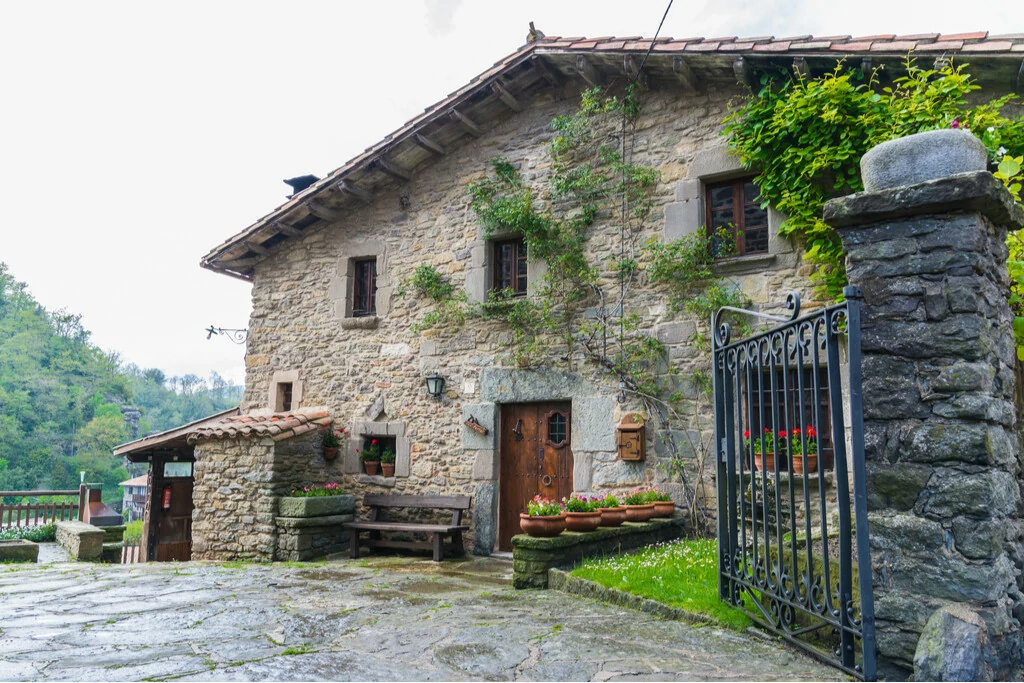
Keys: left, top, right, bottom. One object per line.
{"left": 55, "top": 521, "right": 104, "bottom": 561}
{"left": 512, "top": 518, "right": 684, "bottom": 588}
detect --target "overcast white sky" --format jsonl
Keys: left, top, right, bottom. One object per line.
{"left": 0, "top": 0, "right": 1019, "bottom": 386}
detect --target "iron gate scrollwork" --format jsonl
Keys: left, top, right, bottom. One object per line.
{"left": 713, "top": 288, "right": 876, "bottom": 680}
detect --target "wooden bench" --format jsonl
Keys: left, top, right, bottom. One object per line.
{"left": 345, "top": 494, "right": 471, "bottom": 562}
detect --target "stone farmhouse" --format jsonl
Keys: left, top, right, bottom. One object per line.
{"left": 115, "top": 31, "right": 1023, "bottom": 563}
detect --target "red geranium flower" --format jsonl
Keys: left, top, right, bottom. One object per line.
{"left": 743, "top": 430, "right": 750, "bottom": 439}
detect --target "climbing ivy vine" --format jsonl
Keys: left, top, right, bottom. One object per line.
{"left": 723, "top": 59, "right": 1024, "bottom": 346}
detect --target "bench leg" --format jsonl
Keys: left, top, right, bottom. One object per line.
{"left": 451, "top": 531, "right": 465, "bottom": 556}
{"left": 432, "top": 533, "right": 443, "bottom": 562}
{"left": 351, "top": 530, "right": 361, "bottom": 559}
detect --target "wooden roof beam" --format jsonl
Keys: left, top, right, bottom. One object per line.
{"left": 306, "top": 201, "right": 341, "bottom": 221}
{"left": 672, "top": 56, "right": 699, "bottom": 94}
{"left": 413, "top": 132, "right": 446, "bottom": 156}
{"left": 576, "top": 55, "right": 602, "bottom": 87}
{"left": 623, "top": 54, "right": 648, "bottom": 90}
{"left": 530, "top": 55, "right": 563, "bottom": 87}
{"left": 371, "top": 157, "right": 411, "bottom": 181}
{"left": 243, "top": 240, "right": 270, "bottom": 256}
{"left": 490, "top": 81, "right": 524, "bottom": 112}
{"left": 272, "top": 221, "right": 302, "bottom": 237}
{"left": 733, "top": 56, "right": 749, "bottom": 88}
{"left": 221, "top": 256, "right": 260, "bottom": 269}
{"left": 337, "top": 180, "right": 373, "bottom": 203}
{"left": 449, "top": 108, "right": 483, "bottom": 137}
{"left": 793, "top": 56, "right": 810, "bottom": 78}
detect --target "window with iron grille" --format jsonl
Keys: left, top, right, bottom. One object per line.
{"left": 352, "top": 258, "right": 377, "bottom": 317}
{"left": 706, "top": 177, "right": 769, "bottom": 258}
{"left": 492, "top": 238, "right": 528, "bottom": 296}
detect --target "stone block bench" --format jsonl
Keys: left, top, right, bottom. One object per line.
{"left": 0, "top": 539, "right": 39, "bottom": 563}
{"left": 55, "top": 520, "right": 105, "bottom": 561}
{"left": 274, "top": 494, "right": 355, "bottom": 562}
{"left": 512, "top": 517, "right": 684, "bottom": 589}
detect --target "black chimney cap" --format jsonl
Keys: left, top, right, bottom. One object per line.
{"left": 284, "top": 175, "right": 320, "bottom": 198}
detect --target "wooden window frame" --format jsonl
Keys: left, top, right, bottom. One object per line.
{"left": 275, "top": 382, "right": 293, "bottom": 412}
{"left": 491, "top": 238, "right": 528, "bottom": 297}
{"left": 352, "top": 258, "right": 377, "bottom": 317}
{"left": 545, "top": 409, "right": 568, "bottom": 449}
{"left": 705, "top": 177, "right": 769, "bottom": 258}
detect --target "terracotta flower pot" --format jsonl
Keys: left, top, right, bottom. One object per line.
{"left": 791, "top": 453, "right": 818, "bottom": 475}
{"left": 381, "top": 463, "right": 395, "bottom": 478}
{"left": 598, "top": 506, "right": 627, "bottom": 527}
{"left": 752, "top": 452, "right": 779, "bottom": 473}
{"left": 564, "top": 511, "right": 602, "bottom": 532}
{"left": 323, "top": 446, "right": 339, "bottom": 461}
{"left": 364, "top": 460, "right": 381, "bottom": 476}
{"left": 519, "top": 513, "right": 566, "bottom": 537}
{"left": 653, "top": 500, "right": 675, "bottom": 518}
{"left": 623, "top": 504, "right": 656, "bottom": 522}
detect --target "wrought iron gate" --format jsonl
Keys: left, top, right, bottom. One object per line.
{"left": 713, "top": 289, "right": 876, "bottom": 680}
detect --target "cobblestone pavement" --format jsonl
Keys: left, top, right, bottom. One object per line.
{"left": 0, "top": 554, "right": 845, "bottom": 681}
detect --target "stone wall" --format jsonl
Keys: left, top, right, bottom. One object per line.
{"left": 827, "top": 164, "right": 1024, "bottom": 680}
{"left": 55, "top": 521, "right": 104, "bottom": 561}
{"left": 234, "top": 82, "right": 818, "bottom": 554}
{"left": 192, "top": 430, "right": 349, "bottom": 561}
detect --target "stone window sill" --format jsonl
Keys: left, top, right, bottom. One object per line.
{"left": 711, "top": 253, "right": 775, "bottom": 276}
{"left": 358, "top": 474, "right": 396, "bottom": 487}
{"left": 341, "top": 316, "right": 380, "bottom": 330}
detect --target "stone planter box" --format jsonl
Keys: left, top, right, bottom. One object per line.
{"left": 274, "top": 514, "right": 354, "bottom": 562}
{"left": 278, "top": 494, "right": 355, "bottom": 518}
{"left": 512, "top": 518, "right": 684, "bottom": 589}
{"left": 0, "top": 539, "right": 39, "bottom": 563}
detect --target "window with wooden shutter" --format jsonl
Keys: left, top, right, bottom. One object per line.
{"left": 492, "top": 238, "right": 528, "bottom": 296}
{"left": 706, "top": 177, "right": 769, "bottom": 258}
{"left": 352, "top": 258, "right": 377, "bottom": 317}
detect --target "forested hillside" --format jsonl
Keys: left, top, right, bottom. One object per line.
{"left": 0, "top": 264, "right": 242, "bottom": 497}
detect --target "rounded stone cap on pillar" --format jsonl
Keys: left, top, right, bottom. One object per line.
{"left": 861, "top": 129, "right": 988, "bottom": 192}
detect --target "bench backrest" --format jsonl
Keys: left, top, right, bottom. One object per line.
{"left": 363, "top": 494, "right": 471, "bottom": 510}
{"left": 363, "top": 494, "right": 472, "bottom": 527}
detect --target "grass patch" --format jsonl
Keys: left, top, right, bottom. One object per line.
{"left": 0, "top": 523, "right": 55, "bottom": 542}
{"left": 123, "top": 519, "right": 144, "bottom": 542}
{"left": 571, "top": 539, "right": 752, "bottom": 630}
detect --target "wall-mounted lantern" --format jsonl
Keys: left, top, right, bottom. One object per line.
{"left": 425, "top": 372, "right": 446, "bottom": 400}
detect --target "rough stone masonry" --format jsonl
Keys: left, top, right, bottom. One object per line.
{"left": 826, "top": 135, "right": 1024, "bottom": 680}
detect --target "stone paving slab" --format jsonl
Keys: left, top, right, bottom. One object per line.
{"left": 0, "top": 556, "right": 847, "bottom": 681}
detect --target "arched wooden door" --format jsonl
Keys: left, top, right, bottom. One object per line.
{"left": 497, "top": 402, "right": 573, "bottom": 551}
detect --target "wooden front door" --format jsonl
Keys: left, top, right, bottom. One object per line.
{"left": 498, "top": 402, "right": 573, "bottom": 551}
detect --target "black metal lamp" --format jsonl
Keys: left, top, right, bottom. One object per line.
{"left": 425, "top": 372, "right": 446, "bottom": 399}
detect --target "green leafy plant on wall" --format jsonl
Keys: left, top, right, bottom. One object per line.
{"left": 723, "top": 58, "right": 1024, "bottom": 350}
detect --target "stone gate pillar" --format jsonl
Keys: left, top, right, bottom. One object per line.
{"left": 825, "top": 133, "right": 1024, "bottom": 681}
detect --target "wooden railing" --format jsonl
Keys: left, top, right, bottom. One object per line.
{"left": 121, "top": 537, "right": 145, "bottom": 564}
{"left": 0, "top": 489, "right": 82, "bottom": 529}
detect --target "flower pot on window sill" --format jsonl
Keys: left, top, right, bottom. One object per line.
{"left": 791, "top": 453, "right": 818, "bottom": 475}
{"left": 752, "top": 452, "right": 783, "bottom": 473}
{"left": 381, "top": 463, "right": 395, "bottom": 478}
{"left": 363, "top": 461, "right": 381, "bottom": 476}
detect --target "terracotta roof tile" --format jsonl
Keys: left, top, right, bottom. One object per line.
{"left": 915, "top": 40, "right": 965, "bottom": 51}
{"left": 852, "top": 34, "right": 896, "bottom": 41}
{"left": 753, "top": 41, "right": 792, "bottom": 52}
{"left": 652, "top": 41, "right": 696, "bottom": 51}
{"left": 961, "top": 40, "right": 1014, "bottom": 51}
{"left": 622, "top": 40, "right": 654, "bottom": 50}
{"left": 790, "top": 41, "right": 833, "bottom": 49}
{"left": 1013, "top": 45, "right": 1024, "bottom": 52}
{"left": 719, "top": 42, "right": 756, "bottom": 51}
{"left": 595, "top": 41, "right": 627, "bottom": 50}
{"left": 938, "top": 31, "right": 988, "bottom": 41}
{"left": 707, "top": 36, "right": 739, "bottom": 42}
{"left": 685, "top": 42, "right": 722, "bottom": 52}
{"left": 187, "top": 409, "right": 332, "bottom": 444}
{"left": 813, "top": 35, "right": 853, "bottom": 41}
{"left": 870, "top": 40, "right": 919, "bottom": 51}
{"left": 833, "top": 42, "right": 874, "bottom": 51}
{"left": 777, "top": 35, "right": 812, "bottom": 42}
{"left": 989, "top": 33, "right": 1024, "bottom": 40}
{"left": 570, "top": 40, "right": 599, "bottom": 49}
{"left": 895, "top": 33, "right": 939, "bottom": 41}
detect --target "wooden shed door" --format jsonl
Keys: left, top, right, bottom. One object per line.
{"left": 498, "top": 402, "right": 573, "bottom": 551}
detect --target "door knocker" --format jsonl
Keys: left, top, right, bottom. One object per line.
{"left": 541, "top": 474, "right": 553, "bottom": 487}
{"left": 512, "top": 419, "right": 524, "bottom": 441}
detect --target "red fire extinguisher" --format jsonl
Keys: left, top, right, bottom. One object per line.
{"left": 162, "top": 486, "right": 172, "bottom": 510}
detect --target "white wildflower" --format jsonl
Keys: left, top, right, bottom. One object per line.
{"left": 997, "top": 146, "right": 1007, "bottom": 158}
{"left": 988, "top": 126, "right": 996, "bottom": 133}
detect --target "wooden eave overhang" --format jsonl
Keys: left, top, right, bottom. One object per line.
{"left": 201, "top": 31, "right": 1024, "bottom": 282}
{"left": 114, "top": 406, "right": 241, "bottom": 462}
